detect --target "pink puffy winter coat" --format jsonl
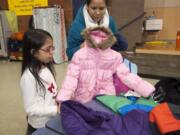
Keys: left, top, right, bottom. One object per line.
{"left": 56, "top": 27, "right": 155, "bottom": 103}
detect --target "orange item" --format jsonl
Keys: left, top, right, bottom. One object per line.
{"left": 176, "top": 30, "right": 180, "bottom": 50}
{"left": 11, "top": 32, "right": 24, "bottom": 41}
{"left": 149, "top": 103, "right": 180, "bottom": 134}
{"left": 15, "top": 32, "right": 24, "bottom": 41}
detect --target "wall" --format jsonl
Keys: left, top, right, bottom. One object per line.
{"left": 144, "top": 0, "right": 180, "bottom": 41}
{"left": 111, "top": 0, "right": 144, "bottom": 50}
{"left": 0, "top": 0, "right": 73, "bottom": 32}
{"left": 145, "top": 0, "right": 180, "bottom": 8}
{"left": 0, "top": 0, "right": 8, "bottom": 10}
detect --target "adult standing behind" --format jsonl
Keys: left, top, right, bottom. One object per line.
{"left": 67, "top": 0, "right": 128, "bottom": 60}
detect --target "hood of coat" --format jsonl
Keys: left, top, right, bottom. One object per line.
{"left": 81, "top": 27, "right": 116, "bottom": 50}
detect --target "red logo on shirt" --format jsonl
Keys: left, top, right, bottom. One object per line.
{"left": 48, "top": 83, "right": 55, "bottom": 94}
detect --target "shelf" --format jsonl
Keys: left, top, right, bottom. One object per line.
{"left": 122, "top": 44, "right": 180, "bottom": 78}
{"left": 135, "top": 44, "right": 180, "bottom": 55}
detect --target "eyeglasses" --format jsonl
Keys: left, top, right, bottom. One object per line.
{"left": 39, "top": 46, "right": 55, "bottom": 53}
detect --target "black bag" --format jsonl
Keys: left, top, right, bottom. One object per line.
{"left": 153, "top": 78, "right": 180, "bottom": 105}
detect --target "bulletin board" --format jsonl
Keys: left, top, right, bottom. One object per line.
{"left": 8, "top": 0, "right": 48, "bottom": 16}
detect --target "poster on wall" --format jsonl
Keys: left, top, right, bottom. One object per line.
{"left": 33, "top": 6, "right": 68, "bottom": 64}
{"left": 8, "top": 0, "right": 48, "bottom": 16}
{"left": 0, "top": 11, "right": 18, "bottom": 57}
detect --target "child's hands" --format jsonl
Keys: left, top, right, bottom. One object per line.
{"left": 152, "top": 86, "right": 166, "bottom": 103}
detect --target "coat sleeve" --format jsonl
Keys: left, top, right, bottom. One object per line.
{"left": 20, "top": 71, "right": 57, "bottom": 117}
{"left": 115, "top": 57, "right": 155, "bottom": 97}
{"left": 56, "top": 54, "right": 80, "bottom": 102}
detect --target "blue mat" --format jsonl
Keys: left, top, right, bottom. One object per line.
{"left": 32, "top": 127, "right": 60, "bottom": 135}
{"left": 46, "top": 115, "right": 67, "bottom": 135}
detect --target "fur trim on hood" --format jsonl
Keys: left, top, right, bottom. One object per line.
{"left": 81, "top": 27, "right": 117, "bottom": 50}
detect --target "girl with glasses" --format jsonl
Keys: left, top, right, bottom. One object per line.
{"left": 20, "top": 29, "right": 58, "bottom": 135}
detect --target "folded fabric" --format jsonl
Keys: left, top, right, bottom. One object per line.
{"left": 61, "top": 100, "right": 123, "bottom": 135}
{"left": 149, "top": 103, "right": 180, "bottom": 134}
{"left": 61, "top": 100, "right": 152, "bottom": 135}
{"left": 122, "top": 110, "right": 152, "bottom": 135}
{"left": 126, "top": 95, "right": 139, "bottom": 102}
{"left": 45, "top": 100, "right": 116, "bottom": 135}
{"left": 84, "top": 99, "right": 114, "bottom": 114}
{"left": 119, "top": 97, "right": 158, "bottom": 115}
{"left": 96, "top": 95, "right": 158, "bottom": 115}
{"left": 96, "top": 95, "right": 132, "bottom": 113}
{"left": 119, "top": 104, "right": 154, "bottom": 116}
{"left": 136, "top": 97, "right": 158, "bottom": 107}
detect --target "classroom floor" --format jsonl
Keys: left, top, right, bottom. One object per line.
{"left": 0, "top": 61, "right": 159, "bottom": 135}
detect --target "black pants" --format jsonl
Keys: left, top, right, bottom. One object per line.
{"left": 26, "top": 123, "right": 37, "bottom": 135}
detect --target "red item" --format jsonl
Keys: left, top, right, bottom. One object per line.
{"left": 149, "top": 103, "right": 180, "bottom": 134}
{"left": 176, "top": 30, "right": 180, "bottom": 50}
{"left": 48, "top": 83, "right": 55, "bottom": 94}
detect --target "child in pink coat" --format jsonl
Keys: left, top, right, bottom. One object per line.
{"left": 57, "top": 27, "right": 155, "bottom": 103}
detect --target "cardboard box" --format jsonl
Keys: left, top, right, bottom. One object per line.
{"left": 145, "top": 19, "right": 163, "bottom": 30}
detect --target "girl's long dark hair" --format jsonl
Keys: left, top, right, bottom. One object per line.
{"left": 22, "top": 29, "right": 55, "bottom": 97}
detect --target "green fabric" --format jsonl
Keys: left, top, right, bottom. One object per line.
{"left": 96, "top": 95, "right": 132, "bottom": 113}
{"left": 136, "top": 97, "right": 158, "bottom": 107}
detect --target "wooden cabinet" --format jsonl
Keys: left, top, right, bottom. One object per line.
{"left": 123, "top": 44, "right": 180, "bottom": 77}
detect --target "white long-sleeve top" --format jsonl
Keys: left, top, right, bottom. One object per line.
{"left": 20, "top": 67, "right": 58, "bottom": 128}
